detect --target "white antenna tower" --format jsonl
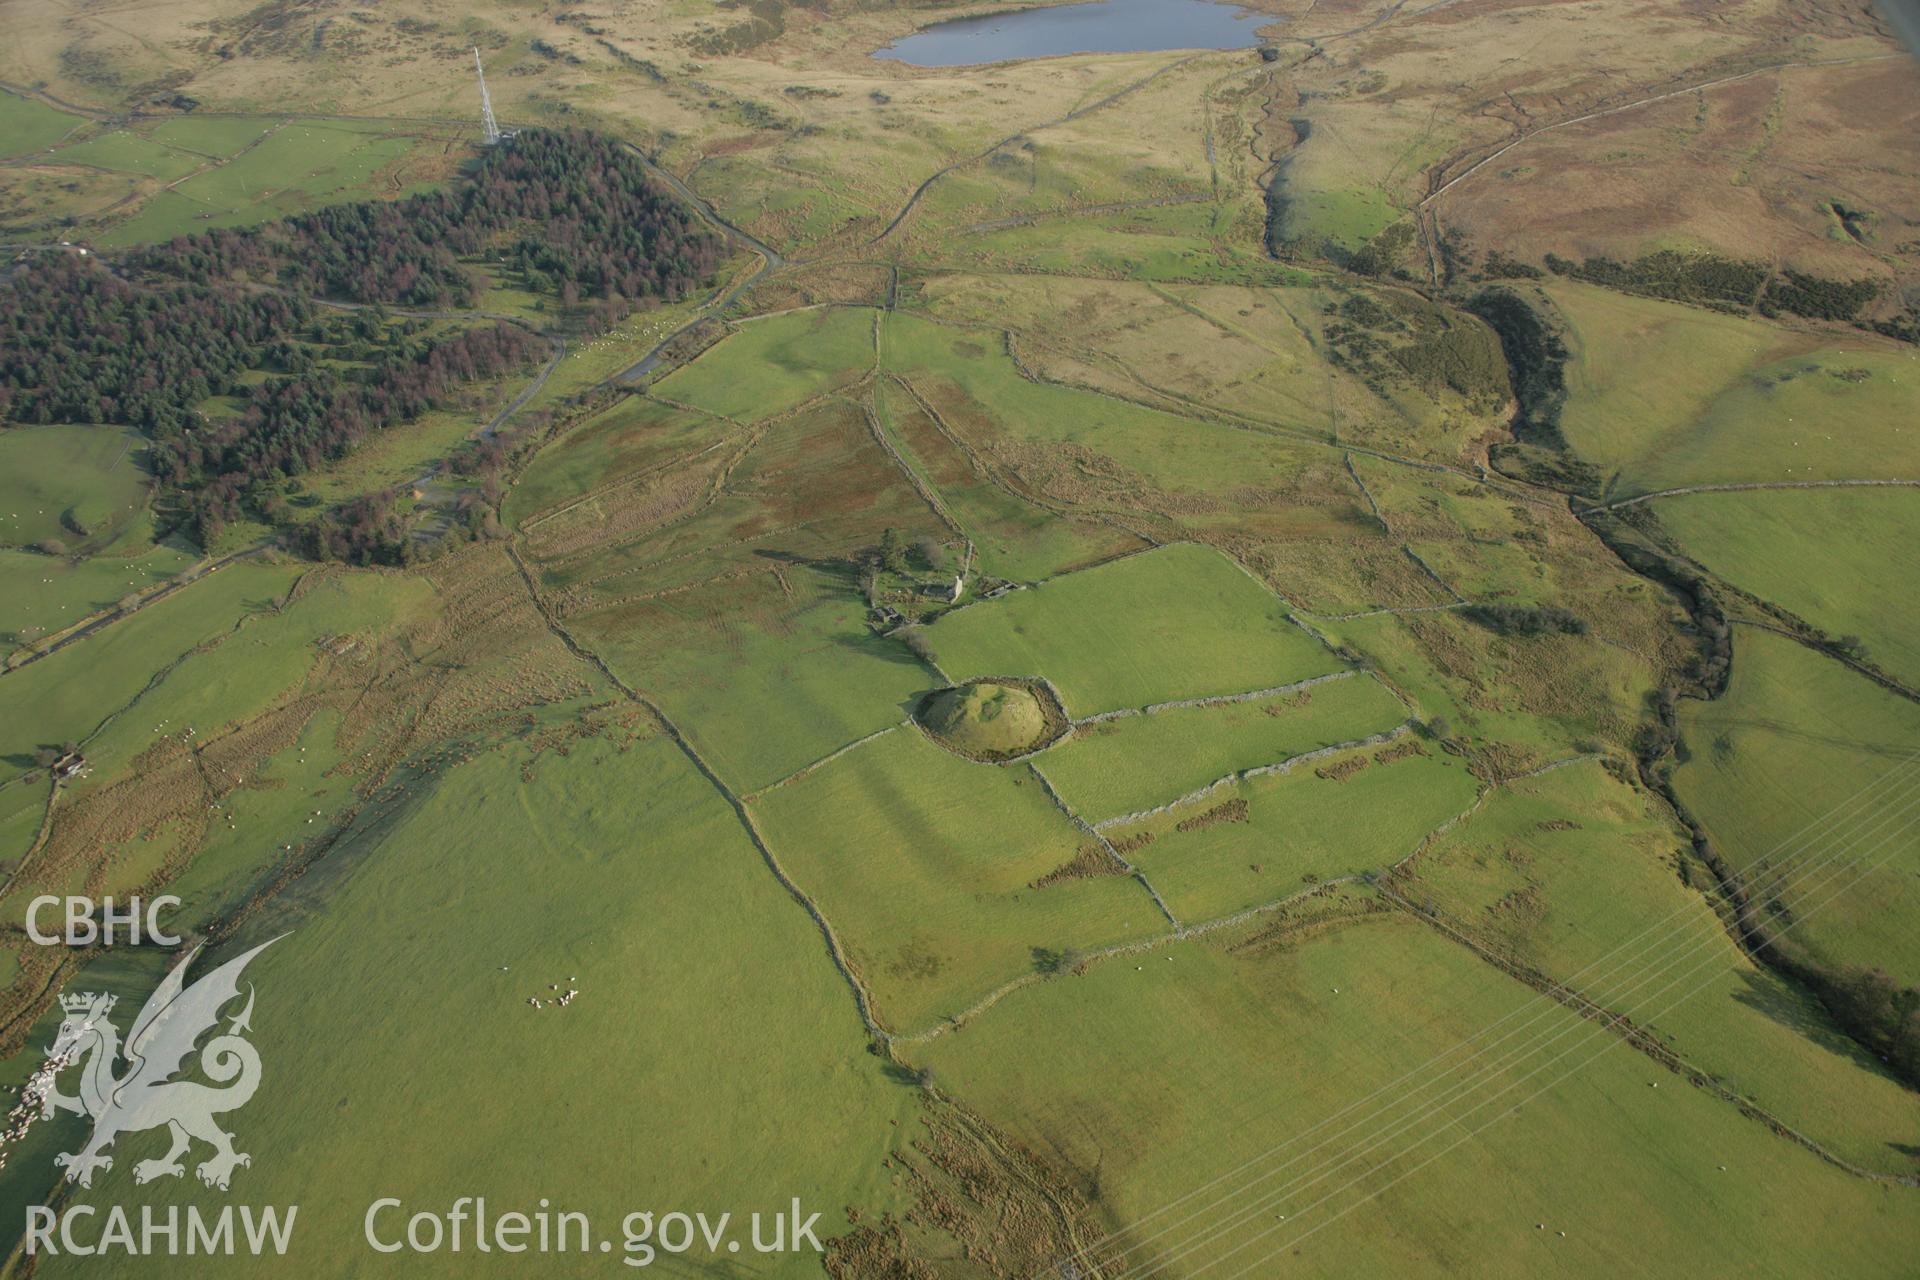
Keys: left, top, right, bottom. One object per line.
{"left": 474, "top": 47, "right": 501, "bottom": 146}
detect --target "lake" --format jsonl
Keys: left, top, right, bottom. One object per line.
{"left": 873, "top": 0, "right": 1272, "bottom": 67}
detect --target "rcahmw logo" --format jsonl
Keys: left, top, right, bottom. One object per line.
{"left": 18, "top": 936, "right": 300, "bottom": 1260}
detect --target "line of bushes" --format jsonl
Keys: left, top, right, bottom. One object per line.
{"left": 1541, "top": 250, "right": 1880, "bottom": 323}
{"left": 1463, "top": 603, "right": 1588, "bottom": 637}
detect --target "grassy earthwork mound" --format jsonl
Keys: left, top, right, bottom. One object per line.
{"left": 916, "top": 678, "right": 1067, "bottom": 761}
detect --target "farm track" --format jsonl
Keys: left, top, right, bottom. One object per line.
{"left": 868, "top": 52, "right": 1211, "bottom": 247}
{"left": 477, "top": 335, "right": 565, "bottom": 439}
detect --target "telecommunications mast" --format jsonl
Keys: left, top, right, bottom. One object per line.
{"left": 474, "top": 47, "right": 502, "bottom": 146}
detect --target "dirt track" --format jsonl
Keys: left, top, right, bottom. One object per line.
{"left": 612, "top": 146, "right": 785, "bottom": 384}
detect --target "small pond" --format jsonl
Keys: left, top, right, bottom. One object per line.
{"left": 873, "top": 0, "right": 1272, "bottom": 67}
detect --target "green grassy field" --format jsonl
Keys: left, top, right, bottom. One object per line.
{"left": 146, "top": 116, "right": 280, "bottom": 157}
{"left": 927, "top": 543, "right": 1340, "bottom": 716}
{"left": 932, "top": 219, "right": 1304, "bottom": 286}
{"left": 751, "top": 726, "right": 1164, "bottom": 1031}
{"left": 1654, "top": 487, "right": 1920, "bottom": 686}
{"left": 647, "top": 307, "right": 877, "bottom": 420}
{"left": 1551, "top": 283, "right": 1920, "bottom": 498}
{"left": 1108, "top": 739, "right": 1481, "bottom": 922}
{"left": 3, "top": 109, "right": 452, "bottom": 248}
{"left": 0, "top": 560, "right": 419, "bottom": 966}
{"left": 1, "top": 10, "right": 1917, "bottom": 1271}
{"left": 0, "top": 535, "right": 198, "bottom": 649}
{"left": 0, "top": 92, "right": 79, "bottom": 160}
{"left": 905, "top": 276, "right": 1406, "bottom": 450}
{"left": 880, "top": 310, "right": 1338, "bottom": 500}
{"left": 1616, "top": 348, "right": 1920, "bottom": 497}
{"left": 871, "top": 375, "right": 1142, "bottom": 581}
{"left": 1317, "top": 603, "right": 1662, "bottom": 762}
{"left": 910, "top": 904, "right": 1916, "bottom": 1279}
{"left": 92, "top": 120, "right": 448, "bottom": 248}
{"left": 0, "top": 423, "right": 199, "bottom": 648}
{"left": 505, "top": 396, "right": 730, "bottom": 527}
{"left": 1673, "top": 627, "right": 1920, "bottom": 988}
{"left": 0, "top": 560, "right": 303, "bottom": 782}
{"left": 20, "top": 729, "right": 917, "bottom": 1279}
{"left": 0, "top": 423, "right": 152, "bottom": 551}
{"left": 47, "top": 129, "right": 206, "bottom": 181}
{"left": 1551, "top": 282, "right": 1790, "bottom": 487}
{"left": 512, "top": 299, "right": 716, "bottom": 413}
{"left": 1042, "top": 671, "right": 1409, "bottom": 823}
{"left": 572, "top": 563, "right": 935, "bottom": 796}
{"left": 1401, "top": 759, "right": 1920, "bottom": 1174}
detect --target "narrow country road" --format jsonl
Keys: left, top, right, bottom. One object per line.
{"left": 613, "top": 146, "right": 785, "bottom": 384}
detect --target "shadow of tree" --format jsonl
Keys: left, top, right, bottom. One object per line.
{"left": 1726, "top": 965, "right": 1893, "bottom": 1072}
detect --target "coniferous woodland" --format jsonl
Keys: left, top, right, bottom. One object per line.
{"left": 0, "top": 256, "right": 309, "bottom": 434}
{"left": 0, "top": 129, "right": 721, "bottom": 550}
{"left": 0, "top": 254, "right": 544, "bottom": 543}
{"left": 127, "top": 129, "right": 721, "bottom": 320}
{"left": 175, "top": 321, "right": 547, "bottom": 542}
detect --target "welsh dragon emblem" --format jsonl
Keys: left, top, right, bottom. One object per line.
{"left": 35, "top": 936, "right": 283, "bottom": 1191}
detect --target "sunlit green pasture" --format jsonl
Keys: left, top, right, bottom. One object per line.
{"left": 648, "top": 306, "right": 876, "bottom": 420}
{"left": 910, "top": 904, "right": 1916, "bottom": 1279}
{"left": 927, "top": 543, "right": 1339, "bottom": 716}
{"left": 1551, "top": 282, "right": 1920, "bottom": 498}
{"left": 1109, "top": 741, "right": 1480, "bottom": 922}
{"left": 1042, "top": 671, "right": 1407, "bottom": 824}
{"left": 24, "top": 731, "right": 916, "bottom": 1279}
{"left": 1673, "top": 627, "right": 1920, "bottom": 988}
{"left": 0, "top": 92, "right": 80, "bottom": 160}
{"left": 751, "top": 726, "right": 1164, "bottom": 1032}
{"left": 1654, "top": 487, "right": 1920, "bottom": 687}
{"left": 1403, "top": 759, "right": 1920, "bottom": 1174}
{"left": 572, "top": 564, "right": 934, "bottom": 795}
